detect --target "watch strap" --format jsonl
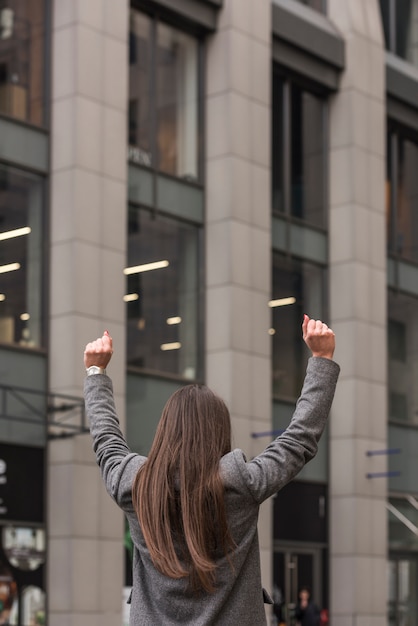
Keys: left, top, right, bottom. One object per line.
{"left": 86, "top": 366, "right": 107, "bottom": 376}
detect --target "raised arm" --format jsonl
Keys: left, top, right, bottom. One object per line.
{"left": 84, "top": 332, "right": 141, "bottom": 509}
{"left": 241, "top": 316, "right": 339, "bottom": 502}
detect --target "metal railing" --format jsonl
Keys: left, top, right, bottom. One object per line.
{"left": 0, "top": 383, "right": 87, "bottom": 441}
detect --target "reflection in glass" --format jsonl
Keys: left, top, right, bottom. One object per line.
{"left": 0, "top": 559, "right": 17, "bottom": 625}
{"left": 379, "top": 0, "right": 418, "bottom": 66}
{"left": 387, "top": 128, "right": 418, "bottom": 263}
{"left": 388, "top": 291, "right": 418, "bottom": 425}
{"left": 272, "top": 72, "right": 326, "bottom": 227}
{"left": 126, "top": 207, "right": 202, "bottom": 379}
{"left": 386, "top": 131, "right": 393, "bottom": 254}
{"left": 0, "top": 165, "right": 43, "bottom": 348}
{"left": 272, "top": 254, "right": 324, "bottom": 398}
{"left": 389, "top": 498, "right": 418, "bottom": 550}
{"left": 396, "top": 137, "right": 418, "bottom": 262}
{"left": 291, "top": 85, "right": 325, "bottom": 227}
{"left": 379, "top": 0, "right": 391, "bottom": 50}
{"left": 21, "top": 586, "right": 45, "bottom": 626}
{"left": 128, "top": 11, "right": 152, "bottom": 166}
{"left": 0, "top": 0, "right": 47, "bottom": 125}
{"left": 3, "top": 526, "right": 45, "bottom": 571}
{"left": 294, "top": 0, "right": 325, "bottom": 12}
{"left": 272, "top": 73, "right": 285, "bottom": 214}
{"left": 388, "top": 556, "right": 418, "bottom": 626}
{"left": 128, "top": 10, "right": 199, "bottom": 180}
{"left": 156, "top": 23, "right": 198, "bottom": 180}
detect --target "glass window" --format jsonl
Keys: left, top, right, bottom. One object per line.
{"left": 387, "top": 127, "right": 418, "bottom": 263}
{"left": 126, "top": 206, "right": 202, "bottom": 380}
{"left": 388, "top": 555, "right": 418, "bottom": 626}
{"left": 294, "top": 0, "right": 325, "bottom": 13}
{"left": 388, "top": 290, "right": 418, "bottom": 425}
{"left": 389, "top": 497, "right": 418, "bottom": 550}
{"left": 156, "top": 23, "right": 198, "bottom": 180}
{"left": 129, "top": 10, "right": 200, "bottom": 181}
{"left": 272, "top": 75, "right": 285, "bottom": 214}
{"left": 271, "top": 253, "right": 325, "bottom": 399}
{"left": 0, "top": 164, "right": 43, "bottom": 348}
{"left": 128, "top": 11, "right": 152, "bottom": 165}
{"left": 291, "top": 84, "right": 325, "bottom": 225}
{"left": 272, "top": 69, "right": 327, "bottom": 228}
{"left": 379, "top": 0, "right": 418, "bottom": 66}
{"left": 0, "top": 0, "right": 47, "bottom": 126}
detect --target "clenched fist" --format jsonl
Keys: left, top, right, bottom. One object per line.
{"left": 302, "top": 315, "right": 335, "bottom": 360}
{"left": 84, "top": 330, "right": 113, "bottom": 369}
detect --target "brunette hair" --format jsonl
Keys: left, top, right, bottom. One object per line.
{"left": 132, "top": 384, "right": 234, "bottom": 593}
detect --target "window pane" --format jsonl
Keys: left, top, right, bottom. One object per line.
{"left": 126, "top": 207, "right": 202, "bottom": 379}
{"left": 388, "top": 557, "right": 418, "bottom": 626}
{"left": 272, "top": 73, "right": 285, "bottom": 214}
{"left": 272, "top": 254, "right": 325, "bottom": 398}
{"left": 293, "top": 0, "right": 325, "bottom": 12}
{"left": 128, "top": 11, "right": 152, "bottom": 166}
{"left": 291, "top": 85, "right": 326, "bottom": 227}
{"left": 389, "top": 498, "right": 418, "bottom": 549}
{"left": 386, "top": 131, "right": 393, "bottom": 254}
{"left": 156, "top": 23, "right": 198, "bottom": 180}
{"left": 0, "top": 165, "right": 43, "bottom": 348}
{"left": 389, "top": 424, "right": 418, "bottom": 493}
{"left": 0, "top": 0, "right": 47, "bottom": 125}
{"left": 379, "top": 0, "right": 391, "bottom": 51}
{"left": 397, "top": 136, "right": 418, "bottom": 263}
{"left": 395, "top": 0, "right": 418, "bottom": 65}
{"left": 388, "top": 291, "right": 418, "bottom": 425}
{"left": 380, "top": 0, "right": 418, "bottom": 66}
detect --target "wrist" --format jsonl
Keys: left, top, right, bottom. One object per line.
{"left": 86, "top": 365, "right": 107, "bottom": 376}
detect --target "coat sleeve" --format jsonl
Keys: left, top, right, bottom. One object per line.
{"left": 84, "top": 374, "right": 145, "bottom": 511}
{"left": 236, "top": 357, "right": 340, "bottom": 503}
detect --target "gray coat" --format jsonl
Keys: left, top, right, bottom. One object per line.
{"left": 84, "top": 356, "right": 340, "bottom": 625}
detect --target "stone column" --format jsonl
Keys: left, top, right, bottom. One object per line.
{"left": 48, "top": 1, "right": 128, "bottom": 624}
{"left": 327, "top": 1, "right": 387, "bottom": 624}
{"left": 205, "top": 0, "right": 273, "bottom": 609}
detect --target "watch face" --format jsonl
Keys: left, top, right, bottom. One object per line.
{"left": 87, "top": 366, "right": 102, "bottom": 375}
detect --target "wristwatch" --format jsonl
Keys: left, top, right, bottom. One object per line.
{"left": 86, "top": 366, "right": 107, "bottom": 376}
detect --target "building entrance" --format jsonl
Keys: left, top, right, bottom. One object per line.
{"left": 273, "top": 546, "right": 323, "bottom": 626}
{"left": 388, "top": 553, "right": 418, "bottom": 626}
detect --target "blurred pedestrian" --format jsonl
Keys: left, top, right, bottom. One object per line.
{"left": 294, "top": 586, "right": 320, "bottom": 626}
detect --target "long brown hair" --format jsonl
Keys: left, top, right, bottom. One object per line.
{"left": 132, "top": 384, "right": 234, "bottom": 593}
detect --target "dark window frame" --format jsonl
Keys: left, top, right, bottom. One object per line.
{"left": 272, "top": 64, "right": 330, "bottom": 232}
{"left": 0, "top": 0, "right": 51, "bottom": 129}
{"left": 379, "top": 0, "right": 418, "bottom": 63}
{"left": 0, "top": 161, "right": 48, "bottom": 354}
{"left": 386, "top": 119, "right": 418, "bottom": 265}
{"left": 126, "top": 202, "right": 205, "bottom": 383}
{"left": 271, "top": 251, "right": 328, "bottom": 403}
{"left": 128, "top": 4, "right": 205, "bottom": 186}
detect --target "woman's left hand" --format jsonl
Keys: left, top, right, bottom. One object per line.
{"left": 84, "top": 330, "right": 113, "bottom": 369}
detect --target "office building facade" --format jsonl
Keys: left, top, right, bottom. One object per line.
{"left": 0, "top": 0, "right": 417, "bottom": 624}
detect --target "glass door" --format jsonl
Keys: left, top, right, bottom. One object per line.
{"left": 273, "top": 547, "right": 322, "bottom": 625}
{"left": 388, "top": 555, "right": 418, "bottom": 626}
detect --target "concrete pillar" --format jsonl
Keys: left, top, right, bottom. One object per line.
{"left": 48, "top": 1, "right": 128, "bottom": 624}
{"left": 327, "top": 1, "right": 387, "bottom": 624}
{"left": 205, "top": 0, "right": 273, "bottom": 610}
